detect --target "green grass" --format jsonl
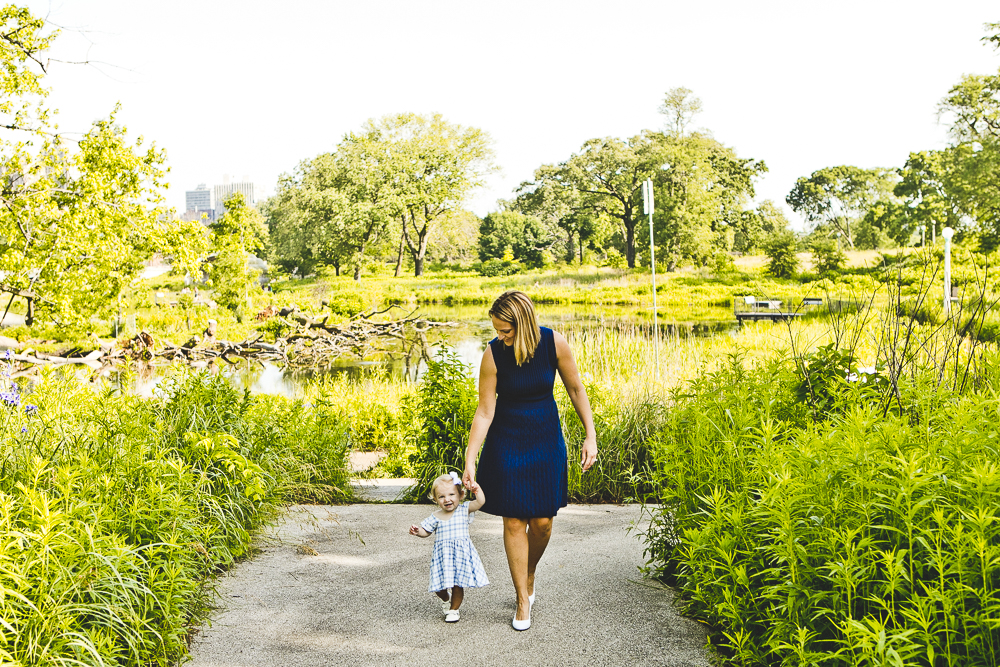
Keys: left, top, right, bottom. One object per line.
{"left": 641, "top": 299, "right": 1000, "bottom": 665}
{"left": 0, "top": 366, "right": 352, "bottom": 666}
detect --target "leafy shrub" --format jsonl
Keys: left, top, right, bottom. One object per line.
{"left": 763, "top": 230, "right": 800, "bottom": 278}
{"left": 603, "top": 247, "right": 628, "bottom": 269}
{"left": 643, "top": 344, "right": 1000, "bottom": 666}
{"left": 709, "top": 250, "right": 736, "bottom": 274}
{"left": 810, "top": 238, "right": 847, "bottom": 275}
{"left": 477, "top": 257, "right": 522, "bottom": 277}
{"left": 404, "top": 350, "right": 477, "bottom": 501}
{"left": 327, "top": 289, "right": 368, "bottom": 317}
{"left": 0, "top": 369, "right": 352, "bottom": 666}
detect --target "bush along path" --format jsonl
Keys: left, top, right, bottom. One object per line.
{"left": 645, "top": 341, "right": 1000, "bottom": 666}
{"left": 0, "top": 368, "right": 352, "bottom": 667}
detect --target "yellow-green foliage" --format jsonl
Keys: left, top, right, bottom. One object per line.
{"left": 0, "top": 368, "right": 352, "bottom": 666}
{"left": 643, "top": 337, "right": 1000, "bottom": 665}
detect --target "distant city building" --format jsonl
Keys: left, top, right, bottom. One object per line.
{"left": 214, "top": 182, "right": 256, "bottom": 219}
{"left": 184, "top": 184, "right": 213, "bottom": 223}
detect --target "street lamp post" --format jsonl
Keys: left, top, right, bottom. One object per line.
{"left": 642, "top": 178, "right": 660, "bottom": 380}
{"left": 942, "top": 226, "right": 954, "bottom": 315}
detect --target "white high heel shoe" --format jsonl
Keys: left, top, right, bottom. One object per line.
{"left": 513, "top": 595, "right": 532, "bottom": 630}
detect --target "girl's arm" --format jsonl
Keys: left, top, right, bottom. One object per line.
{"left": 466, "top": 482, "right": 485, "bottom": 513}
{"left": 553, "top": 330, "right": 598, "bottom": 472}
{"left": 463, "top": 347, "right": 498, "bottom": 489}
{"left": 409, "top": 524, "right": 431, "bottom": 538}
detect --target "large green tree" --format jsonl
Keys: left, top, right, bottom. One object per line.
{"left": 934, "top": 32, "right": 1000, "bottom": 250}
{"left": 786, "top": 165, "right": 897, "bottom": 249}
{"left": 0, "top": 7, "right": 205, "bottom": 326}
{"left": 648, "top": 132, "right": 766, "bottom": 268}
{"left": 378, "top": 113, "right": 494, "bottom": 276}
{"left": 514, "top": 90, "right": 763, "bottom": 269}
{"left": 477, "top": 211, "right": 552, "bottom": 267}
{"left": 529, "top": 133, "right": 662, "bottom": 268}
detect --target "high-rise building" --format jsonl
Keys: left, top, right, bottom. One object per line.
{"left": 214, "top": 182, "right": 256, "bottom": 219}
{"left": 184, "top": 184, "right": 213, "bottom": 222}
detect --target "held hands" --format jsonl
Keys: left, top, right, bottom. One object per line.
{"left": 462, "top": 466, "right": 476, "bottom": 490}
{"left": 580, "top": 435, "right": 598, "bottom": 472}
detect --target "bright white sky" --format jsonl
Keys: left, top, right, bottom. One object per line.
{"left": 24, "top": 0, "right": 1000, "bottom": 228}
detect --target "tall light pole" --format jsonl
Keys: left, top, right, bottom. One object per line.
{"left": 642, "top": 178, "right": 660, "bottom": 380}
{"left": 942, "top": 226, "right": 954, "bottom": 316}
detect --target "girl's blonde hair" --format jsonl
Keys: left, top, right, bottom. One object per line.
{"left": 489, "top": 290, "right": 540, "bottom": 366}
{"left": 428, "top": 473, "right": 466, "bottom": 503}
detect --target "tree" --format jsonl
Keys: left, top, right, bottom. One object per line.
{"left": 892, "top": 151, "right": 959, "bottom": 246}
{"left": 425, "top": 209, "right": 480, "bottom": 265}
{"left": 0, "top": 9, "right": 205, "bottom": 326}
{"left": 546, "top": 133, "right": 663, "bottom": 268}
{"left": 649, "top": 133, "right": 766, "bottom": 269}
{"left": 659, "top": 87, "right": 703, "bottom": 137}
{"left": 786, "top": 166, "right": 897, "bottom": 249}
{"left": 733, "top": 200, "right": 789, "bottom": 254}
{"left": 763, "top": 230, "right": 800, "bottom": 278}
{"left": 376, "top": 114, "right": 494, "bottom": 277}
{"left": 935, "top": 39, "right": 1000, "bottom": 249}
{"left": 810, "top": 238, "right": 846, "bottom": 276}
{"left": 264, "top": 162, "right": 353, "bottom": 277}
{"left": 510, "top": 166, "right": 605, "bottom": 264}
{"left": 209, "top": 193, "right": 267, "bottom": 311}
{"left": 478, "top": 211, "right": 552, "bottom": 267}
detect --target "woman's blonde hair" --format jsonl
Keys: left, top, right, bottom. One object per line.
{"left": 428, "top": 473, "right": 466, "bottom": 503}
{"left": 489, "top": 290, "right": 540, "bottom": 366}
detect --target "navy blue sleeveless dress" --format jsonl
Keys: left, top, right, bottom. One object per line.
{"left": 477, "top": 326, "right": 568, "bottom": 518}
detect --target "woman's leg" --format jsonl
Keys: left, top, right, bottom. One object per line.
{"left": 502, "top": 517, "right": 531, "bottom": 621}
{"left": 450, "top": 586, "right": 464, "bottom": 610}
{"left": 526, "top": 517, "right": 553, "bottom": 597}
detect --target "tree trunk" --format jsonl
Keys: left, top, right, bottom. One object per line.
{"left": 412, "top": 223, "right": 430, "bottom": 277}
{"left": 578, "top": 234, "right": 584, "bottom": 265}
{"left": 394, "top": 225, "right": 406, "bottom": 277}
{"left": 353, "top": 264, "right": 361, "bottom": 281}
{"left": 565, "top": 231, "right": 575, "bottom": 262}
{"left": 624, "top": 216, "right": 636, "bottom": 268}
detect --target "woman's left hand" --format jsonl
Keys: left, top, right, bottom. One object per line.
{"left": 580, "top": 435, "right": 597, "bottom": 472}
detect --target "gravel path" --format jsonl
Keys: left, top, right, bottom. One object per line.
{"left": 188, "top": 503, "right": 710, "bottom": 667}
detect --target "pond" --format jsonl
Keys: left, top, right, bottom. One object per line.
{"left": 97, "top": 304, "right": 739, "bottom": 397}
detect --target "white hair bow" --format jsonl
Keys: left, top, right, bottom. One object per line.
{"left": 449, "top": 471, "right": 462, "bottom": 486}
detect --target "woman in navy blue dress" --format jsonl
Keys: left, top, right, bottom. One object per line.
{"left": 462, "top": 290, "right": 598, "bottom": 631}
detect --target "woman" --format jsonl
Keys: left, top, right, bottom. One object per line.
{"left": 462, "top": 290, "right": 598, "bottom": 631}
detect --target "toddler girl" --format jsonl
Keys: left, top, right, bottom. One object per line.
{"left": 408, "top": 471, "right": 489, "bottom": 622}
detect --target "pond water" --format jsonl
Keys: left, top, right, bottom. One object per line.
{"left": 99, "top": 304, "right": 738, "bottom": 398}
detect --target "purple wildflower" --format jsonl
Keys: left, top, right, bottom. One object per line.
{"left": 23, "top": 404, "right": 36, "bottom": 415}
{"left": 20, "top": 427, "right": 26, "bottom": 433}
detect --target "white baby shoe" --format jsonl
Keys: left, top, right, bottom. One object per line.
{"left": 445, "top": 609, "right": 460, "bottom": 623}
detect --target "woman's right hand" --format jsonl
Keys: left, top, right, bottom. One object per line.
{"left": 462, "top": 464, "right": 476, "bottom": 489}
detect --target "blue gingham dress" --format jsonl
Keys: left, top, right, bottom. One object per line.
{"left": 420, "top": 502, "right": 489, "bottom": 592}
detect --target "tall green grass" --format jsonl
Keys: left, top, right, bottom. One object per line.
{"left": 642, "top": 304, "right": 1000, "bottom": 665}
{"left": 0, "top": 367, "right": 352, "bottom": 666}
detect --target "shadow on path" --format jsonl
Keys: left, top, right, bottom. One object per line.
{"left": 189, "top": 504, "right": 710, "bottom": 667}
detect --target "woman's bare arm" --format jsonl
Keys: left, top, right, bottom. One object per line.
{"left": 553, "top": 330, "right": 598, "bottom": 471}
{"left": 463, "top": 346, "right": 498, "bottom": 488}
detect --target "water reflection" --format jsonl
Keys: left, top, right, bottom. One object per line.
{"left": 78, "top": 307, "right": 737, "bottom": 397}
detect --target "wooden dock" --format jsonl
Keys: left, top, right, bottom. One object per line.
{"left": 734, "top": 297, "right": 825, "bottom": 323}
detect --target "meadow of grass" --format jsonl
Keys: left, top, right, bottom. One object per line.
{"left": 0, "top": 367, "right": 352, "bottom": 666}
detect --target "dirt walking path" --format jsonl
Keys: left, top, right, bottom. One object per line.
{"left": 188, "top": 503, "right": 710, "bottom": 667}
